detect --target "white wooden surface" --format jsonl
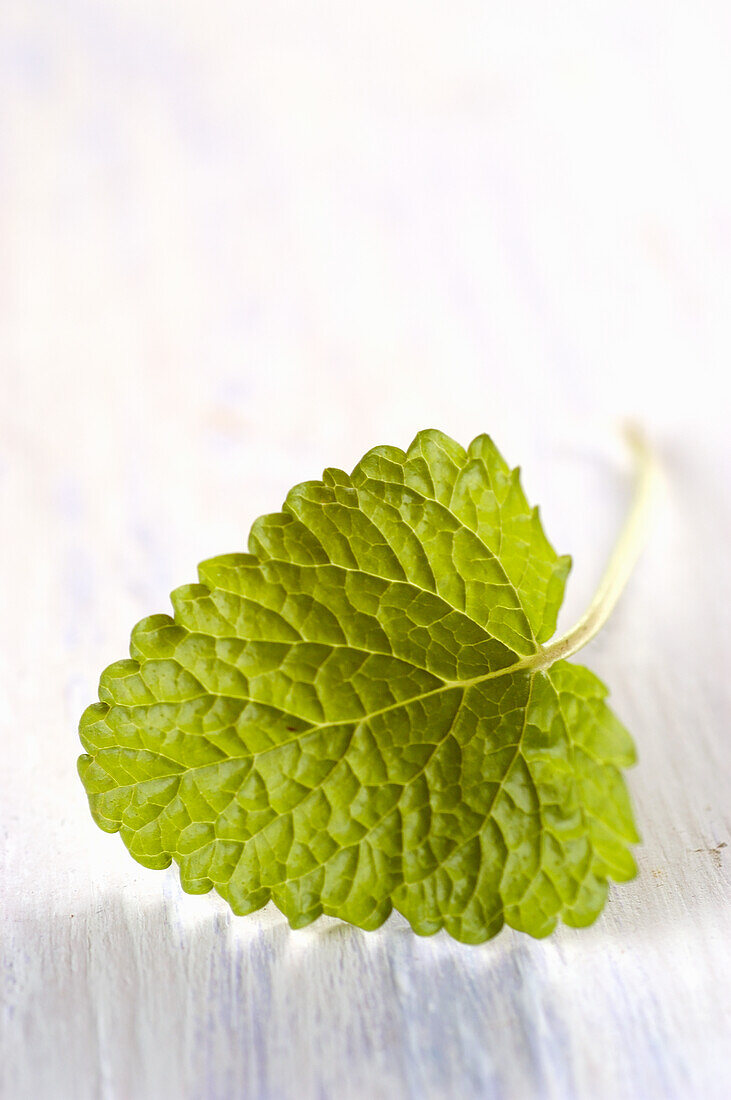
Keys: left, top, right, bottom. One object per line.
{"left": 1, "top": 3, "right": 730, "bottom": 1098}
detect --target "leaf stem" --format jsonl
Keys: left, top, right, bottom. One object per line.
{"left": 536, "top": 425, "right": 659, "bottom": 669}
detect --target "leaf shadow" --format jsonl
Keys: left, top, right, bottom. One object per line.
{"left": 4, "top": 865, "right": 725, "bottom": 1100}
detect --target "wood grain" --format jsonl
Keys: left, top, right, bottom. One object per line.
{"left": 1, "top": 3, "right": 729, "bottom": 1097}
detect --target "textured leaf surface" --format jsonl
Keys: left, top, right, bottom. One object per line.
{"left": 78, "top": 430, "right": 638, "bottom": 943}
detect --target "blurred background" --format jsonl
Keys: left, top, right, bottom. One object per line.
{"left": 1, "top": 4, "right": 729, "bottom": 1099}
{"left": 3, "top": 1, "right": 728, "bottom": 647}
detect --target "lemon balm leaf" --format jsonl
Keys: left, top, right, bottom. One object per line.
{"left": 78, "top": 429, "right": 645, "bottom": 943}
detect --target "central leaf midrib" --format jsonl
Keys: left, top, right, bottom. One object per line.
{"left": 110, "top": 653, "right": 548, "bottom": 785}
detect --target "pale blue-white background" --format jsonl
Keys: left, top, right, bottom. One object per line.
{"left": 1, "top": 3, "right": 729, "bottom": 1098}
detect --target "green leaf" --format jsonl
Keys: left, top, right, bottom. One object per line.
{"left": 78, "top": 430, "right": 639, "bottom": 943}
